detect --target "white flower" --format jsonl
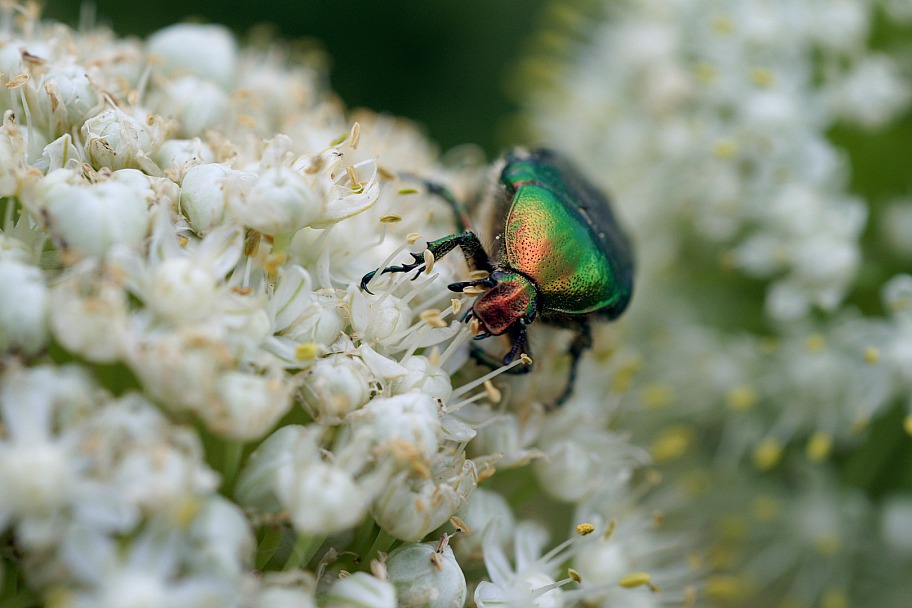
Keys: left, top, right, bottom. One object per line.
{"left": 372, "top": 458, "right": 476, "bottom": 541}
{"left": 349, "top": 393, "right": 442, "bottom": 464}
{"left": 324, "top": 572, "right": 397, "bottom": 608}
{"left": 23, "top": 167, "right": 154, "bottom": 257}
{"left": 0, "top": 259, "right": 48, "bottom": 354}
{"left": 147, "top": 23, "right": 238, "bottom": 89}
{"left": 386, "top": 540, "right": 466, "bottom": 608}
{"left": 179, "top": 163, "right": 240, "bottom": 234}
{"left": 82, "top": 107, "right": 165, "bottom": 173}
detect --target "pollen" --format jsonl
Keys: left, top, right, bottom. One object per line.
{"left": 863, "top": 346, "right": 880, "bottom": 364}
{"left": 650, "top": 425, "right": 693, "bottom": 463}
{"left": 618, "top": 572, "right": 657, "bottom": 591}
{"left": 483, "top": 379, "right": 501, "bottom": 403}
{"left": 805, "top": 431, "right": 833, "bottom": 462}
{"left": 576, "top": 522, "right": 595, "bottom": 536}
{"left": 753, "top": 437, "right": 783, "bottom": 471}
{"left": 349, "top": 121, "right": 361, "bottom": 149}
{"left": 750, "top": 66, "right": 775, "bottom": 87}
{"left": 295, "top": 342, "right": 319, "bottom": 360}
{"left": 726, "top": 385, "right": 757, "bottom": 410}
{"left": 419, "top": 309, "right": 447, "bottom": 328}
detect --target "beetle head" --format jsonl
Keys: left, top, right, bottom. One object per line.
{"left": 471, "top": 271, "right": 538, "bottom": 338}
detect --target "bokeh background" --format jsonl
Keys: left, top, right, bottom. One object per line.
{"left": 44, "top": 0, "right": 550, "bottom": 158}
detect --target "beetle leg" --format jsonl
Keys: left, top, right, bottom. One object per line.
{"left": 400, "top": 173, "right": 476, "bottom": 234}
{"left": 551, "top": 319, "right": 593, "bottom": 409}
{"left": 467, "top": 321, "right": 533, "bottom": 375}
{"left": 361, "top": 231, "right": 494, "bottom": 294}
{"left": 448, "top": 276, "right": 497, "bottom": 293}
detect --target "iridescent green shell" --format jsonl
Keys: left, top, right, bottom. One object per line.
{"left": 498, "top": 151, "right": 633, "bottom": 319}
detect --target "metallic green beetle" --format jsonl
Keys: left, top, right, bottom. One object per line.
{"left": 361, "top": 148, "right": 634, "bottom": 406}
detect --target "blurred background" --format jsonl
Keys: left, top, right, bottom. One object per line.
{"left": 43, "top": 0, "right": 550, "bottom": 158}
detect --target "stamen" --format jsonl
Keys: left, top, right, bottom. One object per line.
{"left": 451, "top": 357, "right": 526, "bottom": 400}
{"left": 423, "top": 249, "right": 435, "bottom": 275}
{"left": 349, "top": 122, "right": 361, "bottom": 149}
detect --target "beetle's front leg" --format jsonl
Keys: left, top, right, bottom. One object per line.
{"left": 360, "top": 231, "right": 493, "bottom": 294}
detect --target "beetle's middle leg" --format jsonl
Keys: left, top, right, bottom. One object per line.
{"left": 467, "top": 322, "right": 533, "bottom": 376}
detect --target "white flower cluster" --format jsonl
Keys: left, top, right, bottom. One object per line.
{"left": 0, "top": 6, "right": 680, "bottom": 608}
{"left": 521, "top": 0, "right": 912, "bottom": 605}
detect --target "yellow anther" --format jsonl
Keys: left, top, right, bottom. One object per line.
{"left": 568, "top": 568, "right": 582, "bottom": 583}
{"left": 726, "top": 385, "right": 758, "bottom": 410}
{"left": 603, "top": 517, "right": 617, "bottom": 540}
{"left": 751, "top": 495, "right": 779, "bottom": 522}
{"left": 863, "top": 346, "right": 880, "bottom": 364}
{"left": 713, "top": 139, "right": 737, "bottom": 158}
{"left": 519, "top": 353, "right": 533, "bottom": 366}
{"left": 406, "top": 232, "right": 421, "bottom": 244}
{"left": 462, "top": 285, "right": 488, "bottom": 296}
{"left": 815, "top": 534, "right": 842, "bottom": 556}
{"left": 711, "top": 15, "right": 734, "bottom": 34}
{"left": 805, "top": 333, "right": 826, "bottom": 352}
{"left": 650, "top": 425, "right": 693, "bottom": 463}
{"left": 750, "top": 66, "right": 775, "bottom": 87}
{"left": 806, "top": 431, "right": 833, "bottom": 462}
{"left": 640, "top": 384, "right": 672, "bottom": 408}
{"left": 753, "top": 437, "right": 783, "bottom": 471}
{"left": 904, "top": 415, "right": 912, "bottom": 436}
{"left": 349, "top": 121, "right": 361, "bottom": 149}
{"left": 450, "top": 298, "right": 462, "bottom": 314}
{"left": 398, "top": 187, "right": 419, "bottom": 195}
{"left": 576, "top": 522, "right": 596, "bottom": 536}
{"left": 468, "top": 270, "right": 491, "bottom": 280}
{"left": 295, "top": 342, "right": 319, "bottom": 360}
{"left": 423, "top": 249, "right": 435, "bottom": 274}
{"left": 704, "top": 575, "right": 746, "bottom": 600}
{"left": 419, "top": 309, "right": 447, "bottom": 328}
{"left": 346, "top": 165, "right": 363, "bottom": 193}
{"left": 379, "top": 214, "right": 402, "bottom": 223}
{"left": 483, "top": 380, "right": 502, "bottom": 404}
{"left": 618, "top": 572, "right": 652, "bottom": 589}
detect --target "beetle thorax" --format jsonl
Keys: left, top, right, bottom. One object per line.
{"left": 472, "top": 271, "right": 538, "bottom": 336}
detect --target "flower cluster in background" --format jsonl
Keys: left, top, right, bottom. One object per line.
{"left": 0, "top": 3, "right": 684, "bottom": 608}
{"left": 517, "top": 0, "right": 912, "bottom": 605}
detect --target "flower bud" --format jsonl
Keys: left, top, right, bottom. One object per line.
{"left": 206, "top": 370, "right": 294, "bottom": 440}
{"left": 147, "top": 23, "right": 238, "bottom": 89}
{"left": 179, "top": 163, "right": 242, "bottom": 234}
{"left": 0, "top": 260, "right": 48, "bottom": 354}
{"left": 158, "top": 76, "right": 230, "bottom": 136}
{"left": 300, "top": 356, "right": 372, "bottom": 422}
{"left": 349, "top": 393, "right": 441, "bottom": 464}
{"left": 49, "top": 266, "right": 128, "bottom": 363}
{"left": 26, "top": 167, "right": 153, "bottom": 257}
{"left": 386, "top": 541, "right": 466, "bottom": 608}
{"left": 390, "top": 356, "right": 452, "bottom": 402}
{"left": 454, "top": 488, "right": 515, "bottom": 561}
{"left": 188, "top": 496, "right": 255, "bottom": 578}
{"left": 82, "top": 107, "right": 164, "bottom": 173}
{"left": 227, "top": 166, "right": 320, "bottom": 235}
{"left": 153, "top": 138, "right": 215, "bottom": 176}
{"left": 324, "top": 572, "right": 397, "bottom": 608}
{"left": 33, "top": 63, "right": 100, "bottom": 136}
{"left": 372, "top": 460, "right": 476, "bottom": 541}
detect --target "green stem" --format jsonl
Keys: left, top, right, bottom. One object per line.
{"left": 221, "top": 441, "right": 244, "bottom": 491}
{"left": 256, "top": 525, "right": 285, "bottom": 571}
{"left": 364, "top": 527, "right": 398, "bottom": 562}
{"left": 284, "top": 533, "right": 324, "bottom": 571}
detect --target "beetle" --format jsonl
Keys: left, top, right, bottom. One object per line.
{"left": 361, "top": 148, "right": 634, "bottom": 406}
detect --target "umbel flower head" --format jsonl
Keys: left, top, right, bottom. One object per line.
{"left": 517, "top": 0, "right": 912, "bottom": 605}
{"left": 0, "top": 5, "right": 675, "bottom": 608}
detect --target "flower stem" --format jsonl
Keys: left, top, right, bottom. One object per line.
{"left": 284, "top": 533, "right": 324, "bottom": 571}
